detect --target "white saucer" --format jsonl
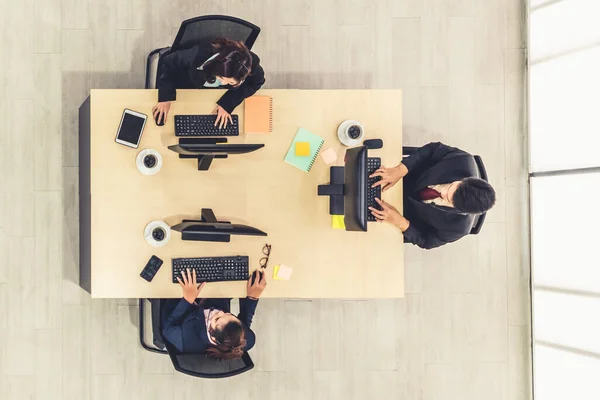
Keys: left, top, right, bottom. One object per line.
{"left": 144, "top": 220, "right": 171, "bottom": 247}
{"left": 136, "top": 149, "right": 163, "bottom": 175}
{"left": 337, "top": 120, "right": 364, "bottom": 147}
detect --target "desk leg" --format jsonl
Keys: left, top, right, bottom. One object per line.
{"left": 78, "top": 96, "right": 92, "bottom": 294}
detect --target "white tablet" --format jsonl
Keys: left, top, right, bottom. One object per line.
{"left": 115, "top": 109, "right": 147, "bottom": 148}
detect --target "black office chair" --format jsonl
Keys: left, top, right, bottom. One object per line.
{"left": 469, "top": 155, "right": 488, "bottom": 235}
{"left": 402, "top": 146, "right": 489, "bottom": 235}
{"left": 138, "top": 298, "right": 255, "bottom": 378}
{"left": 145, "top": 15, "right": 261, "bottom": 89}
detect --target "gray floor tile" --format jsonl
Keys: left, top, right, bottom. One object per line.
{"left": 475, "top": 0, "right": 505, "bottom": 84}
{"left": 33, "top": 0, "right": 61, "bottom": 54}
{"left": 62, "top": 31, "right": 90, "bottom": 167}
{"left": 117, "top": 305, "right": 145, "bottom": 400}
{"left": 34, "top": 192, "right": 63, "bottom": 330}
{"left": 281, "top": 25, "right": 311, "bottom": 89}
{"left": 4, "top": 0, "right": 34, "bottom": 98}
{"left": 392, "top": 0, "right": 422, "bottom": 17}
{"left": 5, "top": 100, "right": 35, "bottom": 237}
{"left": 62, "top": 305, "right": 90, "bottom": 400}
{"left": 506, "top": 187, "right": 531, "bottom": 326}
{"left": 281, "top": 0, "right": 311, "bottom": 26}
{"left": 312, "top": 300, "right": 343, "bottom": 371}
{"left": 90, "top": 299, "right": 119, "bottom": 374}
{"left": 449, "top": 0, "right": 475, "bottom": 17}
{"left": 91, "top": 375, "right": 118, "bottom": 400}
{"left": 62, "top": 167, "right": 89, "bottom": 306}
{"left": 142, "top": 374, "right": 175, "bottom": 400}
{"left": 256, "top": 372, "right": 286, "bottom": 400}
{"left": 34, "top": 329, "right": 63, "bottom": 400}
{"left": 6, "top": 376, "right": 34, "bottom": 400}
{"left": 62, "top": 0, "right": 89, "bottom": 30}
{"left": 0, "top": 229, "right": 7, "bottom": 283}
{"left": 252, "top": 299, "right": 286, "bottom": 371}
{"left": 7, "top": 238, "right": 35, "bottom": 376}
{"left": 0, "top": 284, "right": 7, "bottom": 391}
{"left": 420, "top": 0, "right": 449, "bottom": 86}
{"left": 283, "top": 301, "right": 313, "bottom": 370}
{"left": 509, "top": 325, "right": 532, "bottom": 400}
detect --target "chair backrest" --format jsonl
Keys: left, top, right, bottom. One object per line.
{"left": 469, "top": 155, "right": 488, "bottom": 235}
{"left": 163, "top": 340, "right": 254, "bottom": 379}
{"left": 171, "top": 15, "right": 261, "bottom": 52}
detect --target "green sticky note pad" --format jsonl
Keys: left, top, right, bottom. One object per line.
{"left": 332, "top": 215, "right": 345, "bottom": 229}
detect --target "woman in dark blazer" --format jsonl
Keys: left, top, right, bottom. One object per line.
{"left": 162, "top": 268, "right": 267, "bottom": 360}
{"left": 152, "top": 37, "right": 266, "bottom": 128}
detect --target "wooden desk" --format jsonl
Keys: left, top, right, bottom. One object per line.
{"left": 79, "top": 89, "right": 404, "bottom": 298}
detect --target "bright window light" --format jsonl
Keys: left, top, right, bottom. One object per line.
{"left": 531, "top": 173, "right": 600, "bottom": 291}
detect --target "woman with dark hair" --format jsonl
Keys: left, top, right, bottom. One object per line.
{"left": 152, "top": 38, "right": 265, "bottom": 128}
{"left": 162, "top": 268, "right": 267, "bottom": 360}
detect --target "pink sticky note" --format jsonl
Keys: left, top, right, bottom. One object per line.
{"left": 320, "top": 148, "right": 337, "bottom": 165}
{"left": 275, "top": 264, "right": 293, "bottom": 280}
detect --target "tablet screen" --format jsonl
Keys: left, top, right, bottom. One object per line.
{"left": 117, "top": 112, "right": 145, "bottom": 145}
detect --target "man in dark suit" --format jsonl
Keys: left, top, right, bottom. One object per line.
{"left": 369, "top": 142, "right": 496, "bottom": 250}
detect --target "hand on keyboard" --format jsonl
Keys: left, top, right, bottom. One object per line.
{"left": 369, "top": 163, "right": 408, "bottom": 192}
{"left": 177, "top": 268, "right": 206, "bottom": 304}
{"left": 369, "top": 198, "right": 410, "bottom": 232}
{"left": 211, "top": 105, "right": 233, "bottom": 129}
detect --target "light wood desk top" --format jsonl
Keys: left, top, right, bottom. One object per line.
{"left": 85, "top": 89, "right": 403, "bottom": 298}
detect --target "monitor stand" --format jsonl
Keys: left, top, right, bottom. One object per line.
{"left": 317, "top": 166, "right": 345, "bottom": 215}
{"left": 181, "top": 208, "right": 232, "bottom": 243}
{"left": 177, "top": 138, "right": 228, "bottom": 171}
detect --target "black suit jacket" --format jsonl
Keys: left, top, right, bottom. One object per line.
{"left": 161, "top": 297, "right": 258, "bottom": 354}
{"left": 157, "top": 43, "right": 266, "bottom": 113}
{"left": 402, "top": 142, "right": 479, "bottom": 249}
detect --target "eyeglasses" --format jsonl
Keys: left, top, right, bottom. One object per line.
{"left": 259, "top": 244, "right": 272, "bottom": 269}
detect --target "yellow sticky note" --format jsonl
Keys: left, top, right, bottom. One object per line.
{"left": 332, "top": 215, "right": 345, "bottom": 229}
{"left": 273, "top": 265, "right": 281, "bottom": 280}
{"left": 295, "top": 142, "right": 310, "bottom": 156}
{"left": 274, "top": 264, "right": 293, "bottom": 280}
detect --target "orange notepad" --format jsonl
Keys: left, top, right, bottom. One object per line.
{"left": 244, "top": 95, "right": 272, "bottom": 134}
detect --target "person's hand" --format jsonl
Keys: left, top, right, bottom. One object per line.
{"left": 369, "top": 198, "right": 410, "bottom": 231}
{"left": 177, "top": 268, "right": 206, "bottom": 304}
{"left": 247, "top": 271, "right": 267, "bottom": 300}
{"left": 369, "top": 163, "right": 408, "bottom": 192}
{"left": 211, "top": 105, "right": 233, "bottom": 129}
{"left": 152, "top": 101, "right": 171, "bottom": 125}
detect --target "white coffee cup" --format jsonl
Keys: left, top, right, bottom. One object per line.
{"left": 136, "top": 149, "right": 163, "bottom": 175}
{"left": 144, "top": 221, "right": 171, "bottom": 247}
{"left": 337, "top": 120, "right": 364, "bottom": 146}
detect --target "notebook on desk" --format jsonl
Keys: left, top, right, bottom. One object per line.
{"left": 284, "top": 128, "right": 324, "bottom": 172}
{"left": 244, "top": 95, "right": 272, "bottom": 134}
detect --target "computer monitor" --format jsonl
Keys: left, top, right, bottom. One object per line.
{"left": 344, "top": 146, "right": 368, "bottom": 232}
{"left": 168, "top": 143, "right": 264, "bottom": 170}
{"left": 171, "top": 208, "right": 267, "bottom": 243}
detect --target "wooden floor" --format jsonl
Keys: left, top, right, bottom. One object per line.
{"left": 0, "top": 0, "right": 531, "bottom": 399}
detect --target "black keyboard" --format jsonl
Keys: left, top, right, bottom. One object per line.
{"left": 172, "top": 256, "right": 249, "bottom": 283}
{"left": 174, "top": 115, "right": 239, "bottom": 137}
{"left": 367, "top": 157, "right": 382, "bottom": 222}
